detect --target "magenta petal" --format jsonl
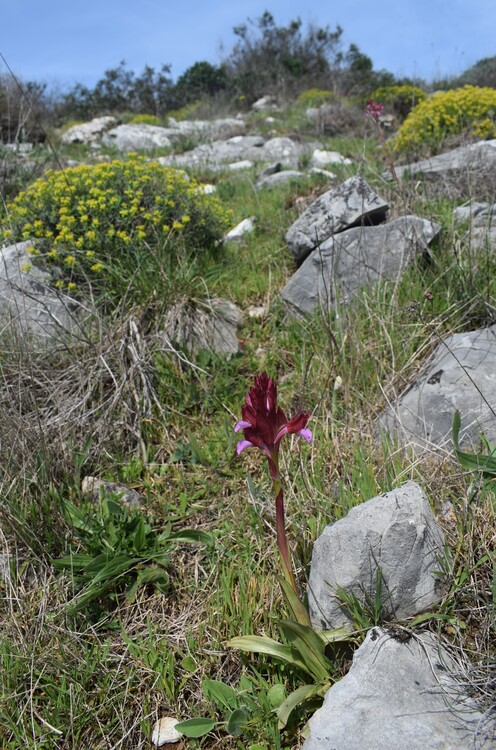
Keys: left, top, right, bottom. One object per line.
{"left": 234, "top": 420, "right": 251, "bottom": 433}
{"left": 297, "top": 428, "right": 312, "bottom": 443}
{"left": 236, "top": 439, "right": 254, "bottom": 455}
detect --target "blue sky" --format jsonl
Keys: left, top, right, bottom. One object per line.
{"left": 1, "top": 0, "right": 494, "bottom": 90}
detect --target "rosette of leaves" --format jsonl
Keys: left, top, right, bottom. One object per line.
{"left": 53, "top": 495, "right": 212, "bottom": 615}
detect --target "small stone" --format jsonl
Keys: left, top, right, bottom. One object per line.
{"left": 247, "top": 305, "right": 268, "bottom": 319}
{"left": 223, "top": 217, "right": 256, "bottom": 242}
{"left": 227, "top": 159, "right": 253, "bottom": 171}
{"left": 81, "top": 477, "right": 142, "bottom": 508}
{"left": 151, "top": 716, "right": 181, "bottom": 746}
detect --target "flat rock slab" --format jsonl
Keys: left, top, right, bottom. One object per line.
{"left": 0, "top": 240, "right": 83, "bottom": 343}
{"left": 256, "top": 170, "right": 306, "bottom": 190}
{"left": 280, "top": 215, "right": 441, "bottom": 316}
{"left": 379, "top": 324, "right": 496, "bottom": 453}
{"left": 303, "top": 628, "right": 487, "bottom": 750}
{"left": 285, "top": 176, "right": 388, "bottom": 263}
{"left": 158, "top": 135, "right": 316, "bottom": 170}
{"left": 308, "top": 481, "right": 445, "bottom": 631}
{"left": 393, "top": 139, "right": 496, "bottom": 180}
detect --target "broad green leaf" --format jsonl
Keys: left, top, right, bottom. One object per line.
{"left": 319, "top": 627, "right": 355, "bottom": 644}
{"left": 168, "top": 529, "right": 213, "bottom": 545}
{"left": 132, "top": 516, "right": 146, "bottom": 551}
{"left": 175, "top": 717, "right": 216, "bottom": 738}
{"left": 181, "top": 656, "right": 197, "bottom": 672}
{"left": 86, "top": 555, "right": 140, "bottom": 582}
{"left": 226, "top": 707, "right": 250, "bottom": 736}
{"left": 202, "top": 679, "right": 238, "bottom": 711}
{"left": 227, "top": 635, "right": 307, "bottom": 673}
{"left": 266, "top": 683, "right": 286, "bottom": 709}
{"left": 279, "top": 620, "right": 332, "bottom": 682}
{"left": 452, "top": 410, "right": 496, "bottom": 476}
{"left": 276, "top": 683, "right": 323, "bottom": 727}
{"left": 52, "top": 553, "right": 94, "bottom": 571}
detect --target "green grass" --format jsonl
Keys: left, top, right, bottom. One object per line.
{"left": 0, "top": 115, "right": 495, "bottom": 748}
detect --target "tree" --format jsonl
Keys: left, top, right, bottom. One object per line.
{"left": 174, "top": 62, "right": 227, "bottom": 107}
{"left": 221, "top": 11, "right": 344, "bottom": 102}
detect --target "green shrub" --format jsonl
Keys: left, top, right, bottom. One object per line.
{"left": 296, "top": 88, "right": 334, "bottom": 108}
{"left": 370, "top": 84, "right": 427, "bottom": 119}
{"left": 166, "top": 101, "right": 202, "bottom": 121}
{"left": 2, "top": 155, "right": 231, "bottom": 303}
{"left": 393, "top": 85, "right": 496, "bottom": 155}
{"left": 129, "top": 113, "right": 163, "bottom": 126}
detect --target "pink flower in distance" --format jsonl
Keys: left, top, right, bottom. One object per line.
{"left": 365, "top": 100, "right": 384, "bottom": 122}
{"left": 235, "top": 372, "right": 312, "bottom": 479}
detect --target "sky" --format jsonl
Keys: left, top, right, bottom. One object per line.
{"left": 1, "top": 0, "right": 495, "bottom": 91}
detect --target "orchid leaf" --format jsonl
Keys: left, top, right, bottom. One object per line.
{"left": 452, "top": 410, "right": 496, "bottom": 477}
{"left": 202, "top": 679, "right": 238, "bottom": 711}
{"left": 227, "top": 635, "right": 308, "bottom": 674}
{"left": 276, "top": 683, "right": 324, "bottom": 728}
{"left": 279, "top": 620, "right": 333, "bottom": 683}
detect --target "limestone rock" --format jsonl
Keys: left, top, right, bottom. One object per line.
{"left": 61, "top": 116, "right": 118, "bottom": 144}
{"left": 309, "top": 149, "right": 352, "bottom": 168}
{"left": 308, "top": 482, "right": 446, "bottom": 631}
{"left": 256, "top": 170, "right": 306, "bottom": 190}
{"left": 303, "top": 628, "right": 486, "bottom": 750}
{"left": 102, "top": 124, "right": 173, "bottom": 151}
{"left": 252, "top": 95, "right": 278, "bottom": 111}
{"left": 223, "top": 217, "right": 256, "bottom": 243}
{"left": 0, "top": 240, "right": 84, "bottom": 343}
{"left": 280, "top": 215, "right": 440, "bottom": 316}
{"left": 158, "top": 135, "right": 314, "bottom": 170}
{"left": 81, "top": 477, "right": 142, "bottom": 508}
{"left": 379, "top": 324, "right": 496, "bottom": 453}
{"left": 392, "top": 139, "right": 496, "bottom": 180}
{"left": 151, "top": 716, "right": 181, "bottom": 746}
{"left": 161, "top": 297, "right": 242, "bottom": 357}
{"left": 285, "top": 176, "right": 389, "bottom": 263}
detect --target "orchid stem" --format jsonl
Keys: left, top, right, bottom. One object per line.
{"left": 274, "top": 483, "right": 298, "bottom": 596}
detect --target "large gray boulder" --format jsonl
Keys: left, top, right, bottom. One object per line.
{"left": 102, "top": 124, "right": 173, "bottom": 151}
{"left": 308, "top": 482, "right": 446, "bottom": 631}
{"left": 61, "top": 116, "right": 118, "bottom": 144}
{"left": 0, "top": 240, "right": 83, "bottom": 343}
{"left": 303, "top": 628, "right": 488, "bottom": 750}
{"left": 379, "top": 324, "right": 496, "bottom": 453}
{"left": 392, "top": 139, "right": 496, "bottom": 180}
{"left": 280, "top": 215, "right": 441, "bottom": 317}
{"left": 285, "top": 176, "right": 389, "bottom": 263}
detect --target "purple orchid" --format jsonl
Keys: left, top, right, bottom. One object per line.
{"left": 235, "top": 373, "right": 312, "bottom": 600}
{"left": 235, "top": 372, "right": 312, "bottom": 480}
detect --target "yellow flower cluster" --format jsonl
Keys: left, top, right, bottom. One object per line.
{"left": 2, "top": 155, "right": 231, "bottom": 297}
{"left": 393, "top": 85, "right": 496, "bottom": 154}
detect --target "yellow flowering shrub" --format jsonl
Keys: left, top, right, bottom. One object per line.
{"left": 3, "top": 156, "right": 231, "bottom": 299}
{"left": 370, "top": 84, "right": 427, "bottom": 119}
{"left": 393, "top": 85, "right": 496, "bottom": 155}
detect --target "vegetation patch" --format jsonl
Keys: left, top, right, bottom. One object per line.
{"left": 2, "top": 155, "right": 231, "bottom": 303}
{"left": 393, "top": 85, "right": 496, "bottom": 156}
